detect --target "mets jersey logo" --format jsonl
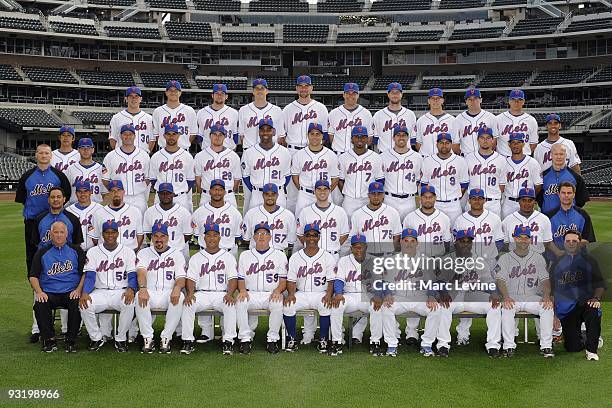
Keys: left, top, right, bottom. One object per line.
{"left": 203, "top": 158, "right": 230, "bottom": 171}
{"left": 417, "top": 222, "right": 441, "bottom": 236}
{"left": 199, "top": 259, "right": 226, "bottom": 276}
{"left": 48, "top": 260, "right": 74, "bottom": 275}
{"left": 246, "top": 260, "right": 275, "bottom": 275}
{"left": 292, "top": 110, "right": 318, "bottom": 125}
{"left": 502, "top": 123, "right": 528, "bottom": 136}
{"left": 254, "top": 157, "right": 280, "bottom": 170}
{"left": 336, "top": 118, "right": 362, "bottom": 131}
{"left": 147, "top": 257, "right": 175, "bottom": 271}
{"left": 302, "top": 159, "right": 328, "bottom": 172}
{"left": 30, "top": 183, "right": 55, "bottom": 196}
{"left": 424, "top": 122, "right": 449, "bottom": 136}
{"left": 247, "top": 114, "right": 272, "bottom": 129}
{"left": 97, "top": 258, "right": 125, "bottom": 272}
{"left": 346, "top": 269, "right": 362, "bottom": 282}
{"left": 386, "top": 161, "right": 414, "bottom": 172}
{"left": 154, "top": 217, "right": 179, "bottom": 228}
{"left": 297, "top": 263, "right": 323, "bottom": 278}
{"left": 347, "top": 161, "right": 372, "bottom": 175}
{"left": 507, "top": 169, "right": 529, "bottom": 183}
{"left": 471, "top": 164, "right": 497, "bottom": 176}
{"left": 362, "top": 216, "right": 389, "bottom": 232}
{"left": 205, "top": 214, "right": 230, "bottom": 225}
{"left": 509, "top": 264, "right": 536, "bottom": 278}
{"left": 554, "top": 223, "right": 579, "bottom": 238}
{"left": 203, "top": 117, "right": 230, "bottom": 130}
{"left": 462, "top": 122, "right": 487, "bottom": 138}
{"left": 116, "top": 161, "right": 143, "bottom": 174}
{"left": 383, "top": 118, "right": 406, "bottom": 133}
{"left": 159, "top": 160, "right": 184, "bottom": 172}
{"left": 161, "top": 113, "right": 186, "bottom": 127}
{"left": 431, "top": 166, "right": 456, "bottom": 179}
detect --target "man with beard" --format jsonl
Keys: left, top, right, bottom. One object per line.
{"left": 372, "top": 82, "right": 417, "bottom": 153}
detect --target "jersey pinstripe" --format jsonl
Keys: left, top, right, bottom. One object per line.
{"left": 143, "top": 203, "right": 192, "bottom": 250}
{"left": 503, "top": 156, "right": 542, "bottom": 198}
{"left": 136, "top": 246, "right": 187, "bottom": 291}
{"left": 109, "top": 110, "right": 154, "bottom": 153}
{"left": 465, "top": 151, "right": 506, "bottom": 199}
{"left": 495, "top": 250, "right": 548, "bottom": 298}
{"left": 192, "top": 202, "right": 242, "bottom": 250}
{"left": 238, "top": 102, "right": 285, "bottom": 149}
{"left": 291, "top": 147, "right": 339, "bottom": 190}
{"left": 84, "top": 244, "right": 136, "bottom": 290}
{"left": 350, "top": 204, "right": 402, "bottom": 242}
{"left": 533, "top": 137, "right": 581, "bottom": 172}
{"left": 194, "top": 147, "right": 241, "bottom": 193}
{"left": 501, "top": 210, "right": 552, "bottom": 253}
{"left": 372, "top": 107, "right": 417, "bottom": 152}
{"left": 283, "top": 100, "right": 329, "bottom": 147}
{"left": 296, "top": 203, "right": 349, "bottom": 253}
{"left": 495, "top": 111, "right": 538, "bottom": 156}
{"left": 414, "top": 112, "right": 456, "bottom": 156}
{"left": 65, "top": 161, "right": 108, "bottom": 204}
{"left": 187, "top": 249, "right": 238, "bottom": 291}
{"left": 454, "top": 110, "right": 498, "bottom": 156}
{"left": 196, "top": 105, "right": 239, "bottom": 150}
{"left": 237, "top": 248, "right": 288, "bottom": 292}
{"left": 66, "top": 202, "right": 103, "bottom": 250}
{"left": 380, "top": 149, "right": 422, "bottom": 195}
{"left": 90, "top": 204, "right": 143, "bottom": 250}
{"left": 241, "top": 205, "right": 296, "bottom": 250}
{"left": 327, "top": 105, "right": 373, "bottom": 153}
{"left": 453, "top": 209, "right": 503, "bottom": 259}
{"left": 148, "top": 148, "right": 195, "bottom": 194}
{"left": 51, "top": 149, "right": 79, "bottom": 173}
{"left": 338, "top": 150, "right": 383, "bottom": 198}
{"left": 240, "top": 144, "right": 291, "bottom": 189}
{"left": 421, "top": 153, "right": 468, "bottom": 201}
{"left": 102, "top": 148, "right": 150, "bottom": 196}
{"left": 334, "top": 254, "right": 363, "bottom": 293}
{"left": 152, "top": 103, "right": 198, "bottom": 150}
{"left": 287, "top": 249, "right": 336, "bottom": 292}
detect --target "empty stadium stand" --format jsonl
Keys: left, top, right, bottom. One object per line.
{"left": 337, "top": 31, "right": 388, "bottom": 43}
{"left": 140, "top": 72, "right": 190, "bottom": 88}
{"left": 531, "top": 69, "right": 593, "bottom": 86}
{"left": 421, "top": 77, "right": 475, "bottom": 90}
{"left": 396, "top": 30, "right": 443, "bottom": 42}
{"left": 317, "top": 0, "right": 363, "bottom": 13}
{"left": 193, "top": 0, "right": 241, "bottom": 11}
{"left": 531, "top": 111, "right": 591, "bottom": 127}
{"left": 0, "top": 65, "right": 21, "bottom": 81}
{"left": 587, "top": 67, "right": 612, "bottom": 83}
{"left": 449, "top": 26, "right": 504, "bottom": 41}
{"left": 49, "top": 21, "right": 98, "bottom": 36}
{"left": 477, "top": 71, "right": 530, "bottom": 88}
{"left": 165, "top": 21, "right": 212, "bottom": 41}
{"left": 591, "top": 114, "right": 612, "bottom": 129}
{"left": 148, "top": 0, "right": 187, "bottom": 8}
{"left": 312, "top": 75, "right": 369, "bottom": 91}
{"left": 583, "top": 166, "right": 612, "bottom": 185}
{"left": 72, "top": 111, "right": 116, "bottom": 125}
{"left": 284, "top": 24, "right": 328, "bottom": 43}
{"left": 222, "top": 31, "right": 274, "bottom": 43}
{"left": 439, "top": 0, "right": 484, "bottom": 9}
{"left": 105, "top": 26, "right": 161, "bottom": 40}
{"left": 372, "top": 75, "right": 417, "bottom": 90}
{"left": 0, "top": 16, "right": 44, "bottom": 31}
{"left": 78, "top": 70, "right": 134, "bottom": 87}
{"left": 565, "top": 16, "right": 612, "bottom": 33}
{"left": 0, "top": 108, "right": 61, "bottom": 128}
{"left": 22, "top": 67, "right": 78, "bottom": 84}
{"left": 88, "top": 0, "right": 135, "bottom": 6}
{"left": 195, "top": 78, "right": 248, "bottom": 90}
{"left": 0, "top": 153, "right": 35, "bottom": 181}
{"left": 492, "top": 0, "right": 525, "bottom": 5}
{"left": 370, "top": 0, "right": 430, "bottom": 12}
{"left": 509, "top": 17, "right": 563, "bottom": 37}
{"left": 249, "top": 0, "right": 308, "bottom": 12}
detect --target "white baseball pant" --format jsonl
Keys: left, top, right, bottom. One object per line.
{"left": 331, "top": 187, "right": 344, "bottom": 207}
{"left": 294, "top": 189, "right": 316, "bottom": 221}
{"left": 135, "top": 289, "right": 184, "bottom": 340}
{"left": 384, "top": 194, "right": 417, "bottom": 222}
{"left": 286, "top": 182, "right": 299, "bottom": 214}
{"left": 154, "top": 191, "right": 193, "bottom": 214}
{"left": 385, "top": 301, "right": 440, "bottom": 348}
{"left": 330, "top": 294, "right": 382, "bottom": 344}
{"left": 248, "top": 189, "right": 287, "bottom": 211}
{"left": 283, "top": 292, "right": 331, "bottom": 318}
{"left": 501, "top": 197, "right": 520, "bottom": 219}
{"left": 435, "top": 199, "right": 463, "bottom": 226}
{"left": 342, "top": 197, "right": 368, "bottom": 226}
{"left": 463, "top": 198, "right": 502, "bottom": 217}
{"left": 182, "top": 291, "right": 237, "bottom": 343}
{"left": 199, "top": 191, "right": 238, "bottom": 209}
{"left": 236, "top": 291, "right": 283, "bottom": 342}
{"left": 438, "top": 301, "right": 501, "bottom": 350}
{"left": 124, "top": 194, "right": 149, "bottom": 215}
{"left": 80, "top": 289, "right": 135, "bottom": 342}
{"left": 502, "top": 301, "right": 553, "bottom": 350}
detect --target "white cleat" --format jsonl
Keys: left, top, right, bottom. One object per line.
{"left": 586, "top": 351, "right": 599, "bottom": 361}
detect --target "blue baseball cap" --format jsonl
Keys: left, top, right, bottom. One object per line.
{"left": 120, "top": 124, "right": 135, "bottom": 134}
{"left": 152, "top": 222, "right": 169, "bottom": 235}
{"left": 368, "top": 181, "right": 384, "bottom": 194}
{"left": 210, "top": 179, "right": 225, "bottom": 189}
{"left": 164, "top": 124, "right": 180, "bottom": 134}
{"left": 513, "top": 225, "right": 532, "bottom": 238}
{"left": 303, "top": 223, "right": 320, "bottom": 235}
{"left": 253, "top": 78, "right": 268, "bottom": 88}
{"left": 401, "top": 228, "right": 418, "bottom": 240}
{"left": 262, "top": 183, "right": 278, "bottom": 194}
{"left": 102, "top": 219, "right": 119, "bottom": 232}
{"left": 350, "top": 234, "right": 367, "bottom": 245}
{"left": 351, "top": 126, "right": 368, "bottom": 137}
{"left": 258, "top": 118, "right": 274, "bottom": 129}
{"left": 77, "top": 137, "right": 94, "bottom": 148}
{"left": 420, "top": 185, "right": 436, "bottom": 196}
{"left": 296, "top": 75, "right": 312, "bottom": 85}
{"left": 477, "top": 127, "right": 493, "bottom": 137}
{"left": 209, "top": 124, "right": 227, "bottom": 135}
{"left": 508, "top": 132, "right": 525, "bottom": 142}
{"left": 469, "top": 188, "right": 485, "bottom": 198}
{"left": 74, "top": 180, "right": 92, "bottom": 191}
{"left": 428, "top": 88, "right": 443, "bottom": 98}
{"left": 254, "top": 221, "right": 271, "bottom": 233}
{"left": 546, "top": 113, "right": 561, "bottom": 123}
{"left": 509, "top": 89, "right": 525, "bottom": 100}
{"left": 204, "top": 223, "right": 220, "bottom": 234}
{"left": 125, "top": 86, "right": 142, "bottom": 96}
{"left": 315, "top": 179, "right": 330, "bottom": 189}
{"left": 393, "top": 125, "right": 409, "bottom": 136}
{"left": 60, "top": 126, "right": 75, "bottom": 136}
{"left": 212, "top": 83, "right": 228, "bottom": 94}
{"left": 157, "top": 182, "right": 174, "bottom": 193}
{"left": 387, "top": 82, "right": 402, "bottom": 92}
{"left": 343, "top": 82, "right": 359, "bottom": 93}
{"left": 165, "top": 80, "right": 182, "bottom": 91}
{"left": 464, "top": 88, "right": 481, "bottom": 99}
{"left": 437, "top": 132, "right": 453, "bottom": 142}
{"left": 455, "top": 229, "right": 475, "bottom": 240}
{"left": 108, "top": 180, "right": 124, "bottom": 190}
{"left": 308, "top": 123, "right": 323, "bottom": 133}
{"left": 518, "top": 188, "right": 535, "bottom": 199}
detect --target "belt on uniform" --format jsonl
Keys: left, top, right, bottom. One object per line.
{"left": 255, "top": 186, "right": 283, "bottom": 192}
{"left": 329, "top": 250, "right": 339, "bottom": 255}
{"left": 437, "top": 198, "right": 460, "bottom": 203}
{"left": 200, "top": 246, "right": 233, "bottom": 252}
{"left": 202, "top": 189, "right": 233, "bottom": 194}
{"left": 385, "top": 192, "right": 416, "bottom": 199}
{"left": 300, "top": 187, "right": 314, "bottom": 194}
{"left": 508, "top": 197, "right": 519, "bottom": 202}
{"left": 287, "top": 145, "right": 305, "bottom": 150}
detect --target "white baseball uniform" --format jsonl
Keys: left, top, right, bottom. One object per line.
{"left": 143, "top": 203, "right": 192, "bottom": 254}
{"left": 495, "top": 111, "right": 538, "bottom": 157}
{"left": 372, "top": 106, "right": 417, "bottom": 153}
{"left": 90, "top": 204, "right": 143, "bottom": 250}
{"left": 350, "top": 204, "right": 402, "bottom": 255}
{"left": 194, "top": 147, "right": 241, "bottom": 208}
{"left": 51, "top": 149, "right": 80, "bottom": 173}
{"left": 236, "top": 247, "right": 288, "bottom": 342}
{"left": 109, "top": 109, "right": 154, "bottom": 153}
{"left": 454, "top": 110, "right": 498, "bottom": 156}
{"left": 135, "top": 246, "right": 186, "bottom": 340}
{"left": 241, "top": 205, "right": 296, "bottom": 251}
{"left": 238, "top": 102, "right": 285, "bottom": 149}
{"left": 414, "top": 112, "right": 456, "bottom": 156}
{"left": 196, "top": 105, "right": 239, "bottom": 150}
{"left": 454, "top": 209, "right": 504, "bottom": 261}
{"left": 338, "top": 149, "right": 384, "bottom": 217}
{"left": 296, "top": 203, "right": 349, "bottom": 257}
{"left": 403, "top": 208, "right": 452, "bottom": 257}
{"left": 149, "top": 148, "right": 195, "bottom": 213}
{"left": 501, "top": 155, "right": 542, "bottom": 219}
{"left": 464, "top": 151, "right": 507, "bottom": 216}
{"left": 283, "top": 100, "right": 329, "bottom": 149}
{"left": 192, "top": 202, "right": 242, "bottom": 254}
{"left": 501, "top": 210, "right": 552, "bottom": 254}
{"left": 102, "top": 148, "right": 150, "bottom": 214}
{"left": 496, "top": 250, "right": 553, "bottom": 350}
{"left": 152, "top": 103, "right": 198, "bottom": 150}
{"left": 182, "top": 249, "right": 238, "bottom": 343}
{"left": 380, "top": 148, "right": 422, "bottom": 220}
{"left": 65, "top": 161, "right": 108, "bottom": 204}
{"left": 240, "top": 143, "right": 291, "bottom": 210}
{"left": 66, "top": 202, "right": 103, "bottom": 251}
{"left": 533, "top": 137, "right": 581, "bottom": 173}
{"left": 327, "top": 105, "right": 373, "bottom": 154}
{"left": 291, "top": 146, "right": 339, "bottom": 217}
{"left": 80, "top": 244, "right": 137, "bottom": 342}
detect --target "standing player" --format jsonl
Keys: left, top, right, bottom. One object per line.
{"left": 454, "top": 88, "right": 498, "bottom": 156}
{"left": 153, "top": 80, "right": 197, "bottom": 150}
{"left": 414, "top": 88, "right": 458, "bottom": 156}
{"left": 501, "top": 133, "right": 542, "bottom": 219}
{"left": 549, "top": 181, "right": 596, "bottom": 250}
{"left": 51, "top": 126, "right": 80, "bottom": 172}
{"left": 135, "top": 223, "right": 186, "bottom": 354}
{"left": 495, "top": 89, "right": 538, "bottom": 157}
{"left": 464, "top": 128, "right": 506, "bottom": 216}
{"left": 194, "top": 124, "right": 241, "bottom": 208}
{"left": 181, "top": 223, "right": 239, "bottom": 355}
{"left": 66, "top": 138, "right": 107, "bottom": 204}
{"left": 238, "top": 78, "right": 285, "bottom": 149}
{"left": 196, "top": 83, "right": 239, "bottom": 150}
{"left": 283, "top": 224, "right": 335, "bottom": 353}
{"left": 235, "top": 222, "right": 287, "bottom": 354}
{"left": 420, "top": 133, "right": 469, "bottom": 226}
{"left": 79, "top": 220, "right": 137, "bottom": 352}
{"left": 291, "top": 123, "right": 339, "bottom": 217}
{"left": 327, "top": 83, "right": 373, "bottom": 155}
{"left": 372, "top": 82, "right": 417, "bottom": 153}
{"left": 66, "top": 181, "right": 104, "bottom": 251}
{"left": 102, "top": 124, "right": 151, "bottom": 214}
{"left": 338, "top": 126, "right": 384, "bottom": 217}
{"left": 496, "top": 226, "right": 555, "bottom": 358}
{"left": 380, "top": 125, "right": 422, "bottom": 220}
{"left": 109, "top": 86, "right": 155, "bottom": 153}
{"left": 534, "top": 114, "right": 581, "bottom": 173}
{"left": 241, "top": 118, "right": 291, "bottom": 210}
{"left": 149, "top": 124, "right": 195, "bottom": 213}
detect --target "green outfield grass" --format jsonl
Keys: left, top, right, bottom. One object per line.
{"left": 1, "top": 201, "right": 610, "bottom": 408}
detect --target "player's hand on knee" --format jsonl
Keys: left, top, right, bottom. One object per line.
{"left": 501, "top": 296, "right": 515, "bottom": 310}
{"left": 170, "top": 288, "right": 181, "bottom": 306}
{"left": 490, "top": 294, "right": 501, "bottom": 309}
{"left": 223, "top": 293, "right": 236, "bottom": 306}
{"left": 540, "top": 296, "right": 553, "bottom": 310}
{"left": 438, "top": 293, "right": 452, "bottom": 308}
{"left": 371, "top": 297, "right": 383, "bottom": 311}
{"left": 321, "top": 294, "right": 333, "bottom": 308}
{"left": 277, "top": 136, "right": 287, "bottom": 147}
{"left": 122, "top": 288, "right": 135, "bottom": 305}
{"left": 138, "top": 289, "right": 150, "bottom": 307}
{"left": 283, "top": 293, "right": 296, "bottom": 306}
{"left": 237, "top": 290, "right": 249, "bottom": 303}
{"left": 383, "top": 295, "right": 394, "bottom": 308}
{"left": 332, "top": 294, "right": 344, "bottom": 308}
{"left": 69, "top": 289, "right": 81, "bottom": 300}
{"left": 79, "top": 293, "right": 91, "bottom": 309}
{"left": 35, "top": 291, "right": 48, "bottom": 303}
{"left": 587, "top": 297, "right": 601, "bottom": 309}
{"left": 426, "top": 296, "right": 438, "bottom": 311}
{"left": 184, "top": 293, "right": 196, "bottom": 306}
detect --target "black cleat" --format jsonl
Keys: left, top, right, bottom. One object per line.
{"left": 114, "top": 340, "right": 128, "bottom": 353}
{"left": 158, "top": 337, "right": 171, "bottom": 354}
{"left": 317, "top": 339, "right": 328, "bottom": 354}
{"left": 141, "top": 338, "right": 155, "bottom": 354}
{"left": 405, "top": 337, "right": 419, "bottom": 347}
{"left": 180, "top": 340, "right": 195, "bottom": 355}
{"left": 266, "top": 341, "right": 280, "bottom": 354}
{"left": 239, "top": 341, "right": 252, "bottom": 355}
{"left": 370, "top": 342, "right": 383, "bottom": 356}
{"left": 88, "top": 339, "right": 105, "bottom": 351}
{"left": 437, "top": 346, "right": 449, "bottom": 358}
{"left": 285, "top": 337, "right": 298, "bottom": 353}
{"left": 65, "top": 342, "right": 77, "bottom": 353}
{"left": 327, "top": 342, "right": 338, "bottom": 356}
{"left": 488, "top": 348, "right": 501, "bottom": 358}
{"left": 504, "top": 348, "right": 515, "bottom": 358}
{"left": 29, "top": 333, "right": 40, "bottom": 343}
{"left": 351, "top": 338, "right": 362, "bottom": 346}
{"left": 196, "top": 334, "right": 211, "bottom": 344}
{"left": 57, "top": 332, "right": 66, "bottom": 341}
{"left": 540, "top": 348, "right": 555, "bottom": 358}
{"left": 41, "top": 339, "right": 57, "bottom": 353}
{"left": 222, "top": 341, "right": 234, "bottom": 355}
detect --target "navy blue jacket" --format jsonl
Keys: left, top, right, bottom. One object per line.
{"left": 15, "top": 166, "right": 71, "bottom": 220}
{"left": 29, "top": 244, "right": 86, "bottom": 294}
{"left": 537, "top": 166, "right": 588, "bottom": 214}
{"left": 549, "top": 205, "right": 595, "bottom": 247}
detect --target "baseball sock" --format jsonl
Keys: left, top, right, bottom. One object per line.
{"left": 283, "top": 315, "right": 297, "bottom": 339}
{"left": 319, "top": 316, "right": 330, "bottom": 340}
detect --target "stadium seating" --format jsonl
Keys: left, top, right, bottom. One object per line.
{"left": 439, "top": 0, "right": 484, "bottom": 9}
{"left": 22, "top": 67, "right": 78, "bottom": 84}
{"left": 78, "top": 70, "right": 135, "bottom": 87}
{"left": 0, "top": 108, "right": 61, "bottom": 128}
{"left": 477, "top": 71, "right": 530, "bottom": 88}
{"left": 317, "top": 0, "right": 363, "bottom": 13}
{"left": 0, "top": 153, "right": 35, "bottom": 181}
{"left": 72, "top": 111, "right": 116, "bottom": 125}
{"left": 583, "top": 166, "right": 612, "bottom": 185}
{"left": 370, "top": 0, "right": 430, "bottom": 12}
{"left": 50, "top": 21, "right": 98, "bottom": 36}
{"left": 509, "top": 17, "right": 563, "bottom": 37}
{"left": 105, "top": 26, "right": 161, "bottom": 39}
{"left": 263, "top": 77, "right": 295, "bottom": 91}
{"left": 195, "top": 78, "right": 248, "bottom": 90}
{"left": 284, "top": 25, "right": 328, "bottom": 43}
{"left": 587, "top": 66, "right": 612, "bottom": 83}
{"left": 222, "top": 31, "right": 275, "bottom": 43}
{"left": 337, "top": 31, "right": 388, "bottom": 43}
{"left": 531, "top": 111, "right": 591, "bottom": 127}
{"left": 591, "top": 114, "right": 612, "bottom": 129}
{"left": 531, "top": 69, "right": 593, "bottom": 86}
{"left": 0, "top": 16, "right": 44, "bottom": 31}
{"left": 312, "top": 75, "right": 369, "bottom": 91}
{"left": 565, "top": 17, "right": 612, "bottom": 33}
{"left": 148, "top": 0, "right": 187, "bottom": 8}
{"left": 421, "top": 77, "right": 475, "bottom": 90}
{"left": 492, "top": 0, "right": 524, "bottom": 5}
{"left": 396, "top": 30, "right": 443, "bottom": 42}
{"left": 449, "top": 26, "right": 504, "bottom": 41}
{"left": 249, "top": 0, "right": 308, "bottom": 12}
{"left": 140, "top": 72, "right": 190, "bottom": 88}
{"left": 193, "top": 0, "right": 241, "bottom": 11}
{"left": 372, "top": 75, "right": 417, "bottom": 90}
{"left": 165, "top": 22, "right": 213, "bottom": 41}
{"left": 0, "top": 65, "right": 22, "bottom": 81}
{"left": 89, "top": 0, "right": 135, "bottom": 5}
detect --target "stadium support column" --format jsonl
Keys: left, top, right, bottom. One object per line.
{"left": 372, "top": 50, "right": 382, "bottom": 77}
